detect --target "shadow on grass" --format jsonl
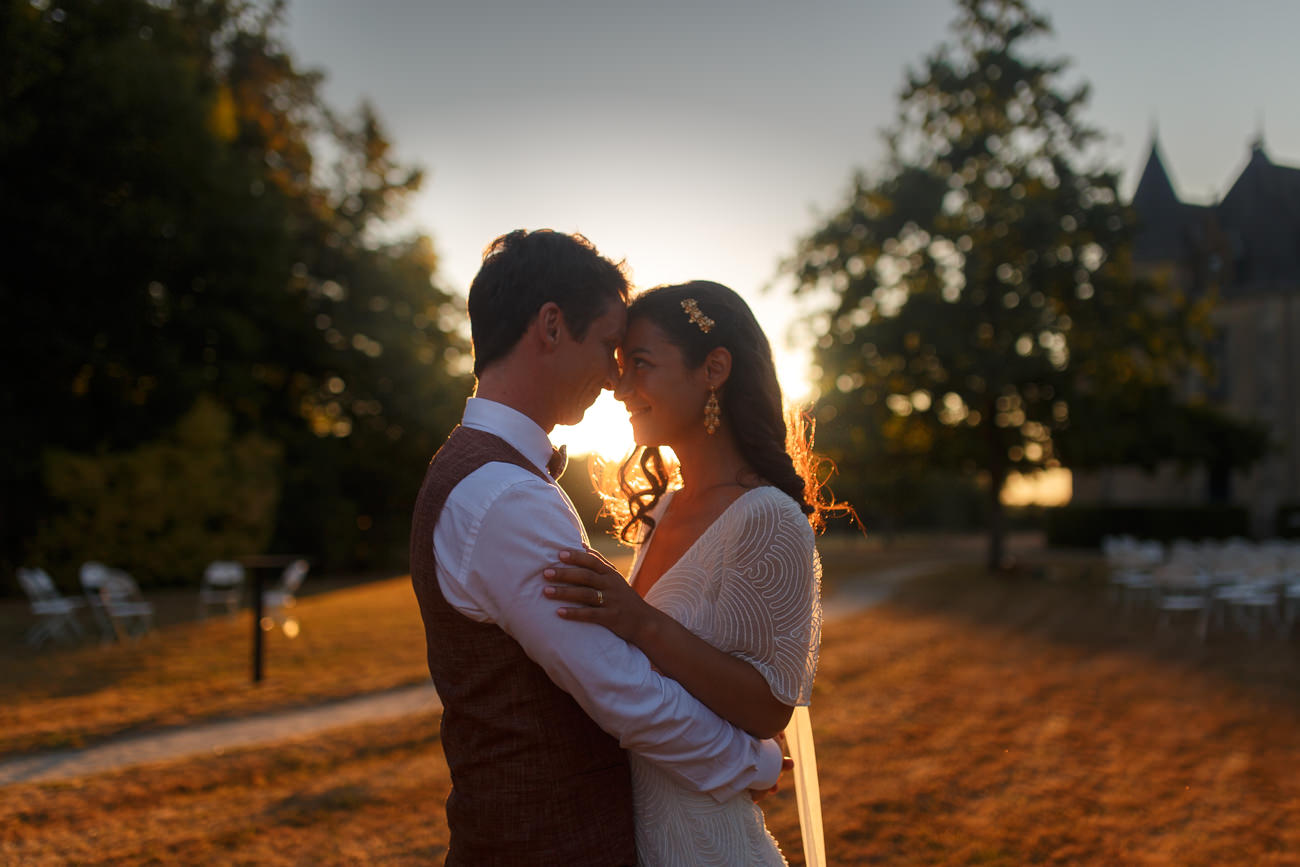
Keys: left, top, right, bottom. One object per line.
{"left": 265, "top": 784, "right": 378, "bottom": 827}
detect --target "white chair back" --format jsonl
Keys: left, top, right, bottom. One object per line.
{"left": 16, "top": 567, "right": 86, "bottom": 646}
{"left": 18, "top": 567, "right": 69, "bottom": 604}
{"left": 204, "top": 561, "right": 245, "bottom": 587}
{"left": 80, "top": 561, "right": 111, "bottom": 591}
{"left": 280, "top": 559, "right": 309, "bottom": 593}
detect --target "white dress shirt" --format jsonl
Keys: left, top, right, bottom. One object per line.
{"left": 431, "top": 397, "right": 782, "bottom": 802}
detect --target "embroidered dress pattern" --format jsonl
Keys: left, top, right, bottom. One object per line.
{"left": 627, "top": 486, "right": 822, "bottom": 866}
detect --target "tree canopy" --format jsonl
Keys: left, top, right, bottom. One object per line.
{"left": 1, "top": 0, "right": 470, "bottom": 584}
{"left": 786, "top": 0, "right": 1265, "bottom": 567}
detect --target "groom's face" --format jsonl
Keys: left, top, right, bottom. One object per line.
{"left": 552, "top": 300, "right": 627, "bottom": 426}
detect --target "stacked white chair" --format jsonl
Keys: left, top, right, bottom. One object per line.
{"left": 97, "top": 569, "right": 155, "bottom": 641}
{"left": 79, "top": 561, "right": 115, "bottom": 641}
{"left": 81, "top": 561, "right": 154, "bottom": 641}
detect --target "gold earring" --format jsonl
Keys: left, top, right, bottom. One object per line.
{"left": 704, "top": 387, "right": 720, "bottom": 435}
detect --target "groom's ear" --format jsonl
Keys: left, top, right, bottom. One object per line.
{"left": 703, "top": 347, "right": 732, "bottom": 388}
{"left": 533, "top": 302, "right": 564, "bottom": 351}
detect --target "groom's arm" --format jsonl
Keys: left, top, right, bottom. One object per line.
{"left": 435, "top": 472, "right": 782, "bottom": 802}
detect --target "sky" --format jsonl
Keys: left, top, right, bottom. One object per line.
{"left": 282, "top": 0, "right": 1300, "bottom": 475}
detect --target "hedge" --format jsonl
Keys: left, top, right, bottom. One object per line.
{"left": 1045, "top": 504, "right": 1251, "bottom": 548}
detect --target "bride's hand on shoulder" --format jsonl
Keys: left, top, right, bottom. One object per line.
{"left": 542, "top": 548, "right": 661, "bottom": 645}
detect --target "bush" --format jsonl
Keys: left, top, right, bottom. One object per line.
{"left": 30, "top": 397, "right": 282, "bottom": 589}
{"left": 1044, "top": 503, "right": 1252, "bottom": 548}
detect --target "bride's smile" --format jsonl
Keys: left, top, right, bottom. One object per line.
{"left": 616, "top": 318, "right": 714, "bottom": 447}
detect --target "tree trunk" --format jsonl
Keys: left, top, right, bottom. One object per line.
{"left": 985, "top": 412, "right": 1007, "bottom": 572}
{"left": 986, "top": 477, "right": 1006, "bottom": 572}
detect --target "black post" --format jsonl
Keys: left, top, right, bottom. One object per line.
{"left": 252, "top": 567, "right": 264, "bottom": 683}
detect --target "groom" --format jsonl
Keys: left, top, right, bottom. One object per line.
{"left": 410, "top": 229, "right": 782, "bottom": 865}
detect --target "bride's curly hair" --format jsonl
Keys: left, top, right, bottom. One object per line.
{"left": 595, "top": 281, "right": 847, "bottom": 544}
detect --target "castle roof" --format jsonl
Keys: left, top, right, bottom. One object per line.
{"left": 1131, "top": 136, "right": 1207, "bottom": 264}
{"left": 1216, "top": 142, "right": 1300, "bottom": 286}
{"left": 1131, "top": 137, "right": 1300, "bottom": 295}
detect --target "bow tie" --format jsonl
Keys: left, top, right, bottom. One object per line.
{"left": 547, "top": 444, "right": 568, "bottom": 480}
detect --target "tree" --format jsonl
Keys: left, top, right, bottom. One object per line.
{"left": 0, "top": 0, "right": 469, "bottom": 584}
{"left": 786, "top": 0, "right": 1262, "bottom": 569}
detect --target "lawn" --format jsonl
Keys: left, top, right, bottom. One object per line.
{"left": 0, "top": 573, "right": 433, "bottom": 755}
{"left": 0, "top": 534, "right": 898, "bottom": 757}
{"left": 0, "top": 549, "right": 638, "bottom": 756}
{"left": 3, "top": 538, "right": 1299, "bottom": 864}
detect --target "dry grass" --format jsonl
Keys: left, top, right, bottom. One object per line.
{"left": 0, "top": 576, "right": 431, "bottom": 755}
{"left": 0, "top": 548, "right": 637, "bottom": 757}
{"left": 0, "top": 714, "right": 452, "bottom": 865}
{"left": 3, "top": 550, "right": 1299, "bottom": 865}
{"left": 812, "top": 568, "right": 1300, "bottom": 865}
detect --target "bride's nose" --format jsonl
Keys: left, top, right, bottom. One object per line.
{"left": 613, "top": 366, "right": 633, "bottom": 401}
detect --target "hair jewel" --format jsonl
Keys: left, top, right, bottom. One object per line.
{"left": 680, "top": 298, "right": 715, "bottom": 334}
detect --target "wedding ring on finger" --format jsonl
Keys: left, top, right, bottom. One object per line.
{"left": 594, "top": 590, "right": 604, "bottom": 607}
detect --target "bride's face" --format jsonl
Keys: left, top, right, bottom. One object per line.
{"left": 615, "top": 317, "right": 708, "bottom": 447}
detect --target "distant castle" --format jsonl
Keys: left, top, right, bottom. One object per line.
{"left": 1072, "top": 136, "right": 1300, "bottom": 535}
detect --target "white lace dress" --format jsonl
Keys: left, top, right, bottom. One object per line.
{"left": 627, "top": 486, "right": 822, "bottom": 867}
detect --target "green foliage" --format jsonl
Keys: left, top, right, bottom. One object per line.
{"left": 1, "top": 0, "right": 470, "bottom": 583}
{"left": 33, "top": 397, "right": 282, "bottom": 587}
{"left": 1044, "top": 504, "right": 1251, "bottom": 548}
{"left": 785, "top": 0, "right": 1262, "bottom": 567}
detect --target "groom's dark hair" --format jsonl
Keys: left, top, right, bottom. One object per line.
{"left": 467, "top": 229, "right": 629, "bottom": 377}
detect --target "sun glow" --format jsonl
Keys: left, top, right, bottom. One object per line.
{"left": 1001, "top": 468, "right": 1073, "bottom": 507}
{"left": 552, "top": 392, "right": 636, "bottom": 461}
{"left": 552, "top": 346, "right": 814, "bottom": 461}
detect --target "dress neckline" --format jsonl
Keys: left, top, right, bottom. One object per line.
{"left": 630, "top": 485, "right": 772, "bottom": 591}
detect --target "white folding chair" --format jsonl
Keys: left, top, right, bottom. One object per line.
{"left": 98, "top": 569, "right": 155, "bottom": 641}
{"left": 198, "top": 560, "right": 246, "bottom": 618}
{"left": 1157, "top": 593, "right": 1210, "bottom": 641}
{"left": 262, "top": 559, "right": 309, "bottom": 634}
{"left": 1110, "top": 569, "right": 1156, "bottom": 614}
{"left": 79, "top": 561, "right": 116, "bottom": 641}
{"left": 16, "top": 568, "right": 85, "bottom": 647}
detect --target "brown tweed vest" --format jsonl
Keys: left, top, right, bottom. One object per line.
{"left": 409, "top": 425, "right": 635, "bottom": 866}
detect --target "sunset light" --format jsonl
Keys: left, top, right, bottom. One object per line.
{"left": 553, "top": 344, "right": 815, "bottom": 461}
{"left": 552, "top": 392, "right": 635, "bottom": 461}
{"left": 1001, "top": 468, "right": 1073, "bottom": 507}
{"left": 11, "top": 1, "right": 1300, "bottom": 862}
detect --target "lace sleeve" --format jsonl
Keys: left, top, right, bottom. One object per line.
{"left": 715, "top": 488, "right": 822, "bottom": 707}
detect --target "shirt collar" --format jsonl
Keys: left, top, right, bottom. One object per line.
{"left": 461, "top": 397, "right": 556, "bottom": 475}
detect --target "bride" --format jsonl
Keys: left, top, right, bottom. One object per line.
{"left": 544, "top": 281, "right": 833, "bottom": 865}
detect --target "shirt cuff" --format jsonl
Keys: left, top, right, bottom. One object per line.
{"left": 705, "top": 737, "right": 783, "bottom": 803}
{"left": 751, "top": 737, "right": 784, "bottom": 792}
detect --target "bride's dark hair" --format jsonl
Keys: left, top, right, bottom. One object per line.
{"left": 597, "top": 281, "right": 841, "bottom": 543}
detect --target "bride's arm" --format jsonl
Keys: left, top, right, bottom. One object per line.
{"left": 543, "top": 548, "right": 794, "bottom": 739}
